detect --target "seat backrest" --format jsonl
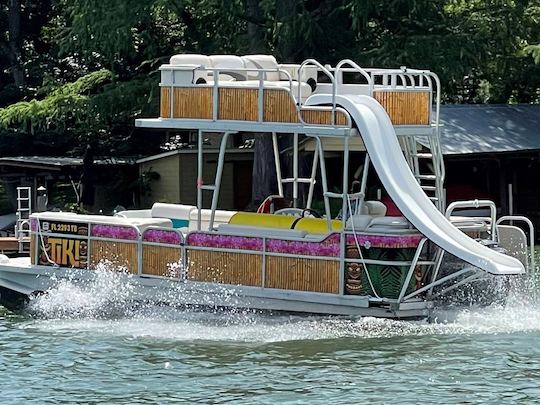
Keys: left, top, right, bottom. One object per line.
{"left": 151, "top": 202, "right": 195, "bottom": 228}
{"left": 209, "top": 55, "right": 246, "bottom": 81}
{"left": 242, "top": 55, "right": 280, "bottom": 81}
{"left": 167, "top": 54, "right": 212, "bottom": 84}
{"left": 169, "top": 54, "right": 212, "bottom": 67}
{"left": 188, "top": 209, "right": 237, "bottom": 231}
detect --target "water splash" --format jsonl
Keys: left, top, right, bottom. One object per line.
{"left": 27, "top": 260, "right": 137, "bottom": 319}
{"left": 20, "top": 261, "right": 540, "bottom": 342}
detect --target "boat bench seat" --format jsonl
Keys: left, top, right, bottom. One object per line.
{"left": 346, "top": 214, "right": 413, "bottom": 233}
{"left": 32, "top": 212, "right": 172, "bottom": 233}
{"left": 162, "top": 54, "right": 317, "bottom": 102}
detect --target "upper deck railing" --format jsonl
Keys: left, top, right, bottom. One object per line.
{"left": 152, "top": 54, "right": 440, "bottom": 133}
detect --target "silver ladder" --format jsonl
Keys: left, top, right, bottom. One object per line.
{"left": 15, "top": 186, "right": 31, "bottom": 253}
{"left": 400, "top": 129, "right": 445, "bottom": 212}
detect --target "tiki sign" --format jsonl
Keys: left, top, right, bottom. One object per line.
{"left": 38, "top": 221, "right": 89, "bottom": 268}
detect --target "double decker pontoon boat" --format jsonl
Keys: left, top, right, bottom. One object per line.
{"left": 0, "top": 54, "right": 534, "bottom": 318}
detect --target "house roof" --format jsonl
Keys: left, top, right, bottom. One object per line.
{"left": 136, "top": 148, "right": 253, "bottom": 164}
{"left": 0, "top": 156, "right": 135, "bottom": 171}
{"left": 438, "top": 104, "right": 540, "bottom": 155}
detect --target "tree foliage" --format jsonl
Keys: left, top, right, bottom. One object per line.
{"left": 0, "top": 0, "right": 538, "bottom": 159}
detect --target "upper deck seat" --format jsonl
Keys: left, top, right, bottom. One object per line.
{"left": 163, "top": 54, "right": 317, "bottom": 102}
{"left": 169, "top": 54, "right": 213, "bottom": 84}
{"left": 209, "top": 55, "right": 247, "bottom": 81}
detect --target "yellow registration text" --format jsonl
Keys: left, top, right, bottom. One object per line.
{"left": 50, "top": 223, "right": 78, "bottom": 233}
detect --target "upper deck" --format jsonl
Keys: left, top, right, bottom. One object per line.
{"left": 136, "top": 54, "right": 440, "bottom": 136}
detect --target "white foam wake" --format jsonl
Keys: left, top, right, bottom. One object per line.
{"left": 21, "top": 262, "right": 540, "bottom": 342}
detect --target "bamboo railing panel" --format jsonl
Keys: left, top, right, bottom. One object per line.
{"left": 160, "top": 87, "right": 171, "bottom": 118}
{"left": 301, "top": 109, "right": 348, "bottom": 126}
{"left": 90, "top": 240, "right": 138, "bottom": 274}
{"left": 30, "top": 235, "right": 36, "bottom": 265}
{"left": 187, "top": 249, "right": 262, "bottom": 286}
{"left": 172, "top": 87, "right": 213, "bottom": 119}
{"left": 373, "top": 90, "right": 430, "bottom": 125}
{"left": 265, "top": 257, "right": 340, "bottom": 294}
{"left": 263, "top": 89, "right": 299, "bottom": 123}
{"left": 142, "top": 245, "right": 181, "bottom": 277}
{"left": 218, "top": 88, "right": 259, "bottom": 121}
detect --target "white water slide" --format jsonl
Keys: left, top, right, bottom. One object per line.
{"left": 307, "top": 94, "right": 524, "bottom": 275}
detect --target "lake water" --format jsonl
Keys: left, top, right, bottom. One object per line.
{"left": 1, "top": 269, "right": 540, "bottom": 404}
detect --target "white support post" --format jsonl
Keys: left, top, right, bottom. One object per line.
{"left": 272, "top": 132, "right": 284, "bottom": 197}
{"left": 315, "top": 137, "right": 332, "bottom": 228}
{"left": 306, "top": 142, "right": 319, "bottom": 209}
{"left": 293, "top": 132, "right": 299, "bottom": 207}
{"left": 341, "top": 136, "right": 350, "bottom": 227}
{"left": 208, "top": 132, "right": 231, "bottom": 230}
{"left": 197, "top": 130, "right": 203, "bottom": 231}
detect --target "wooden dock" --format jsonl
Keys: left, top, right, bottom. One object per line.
{"left": 0, "top": 237, "right": 29, "bottom": 254}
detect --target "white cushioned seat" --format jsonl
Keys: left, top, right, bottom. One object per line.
{"left": 189, "top": 209, "right": 237, "bottom": 232}
{"left": 367, "top": 216, "right": 413, "bottom": 234}
{"left": 242, "top": 55, "right": 281, "bottom": 81}
{"left": 115, "top": 209, "right": 152, "bottom": 218}
{"left": 169, "top": 54, "right": 211, "bottom": 66}
{"left": 167, "top": 54, "right": 212, "bottom": 84}
{"left": 209, "top": 55, "right": 246, "bottom": 81}
{"left": 125, "top": 218, "right": 172, "bottom": 232}
{"left": 151, "top": 203, "right": 196, "bottom": 229}
{"left": 345, "top": 215, "right": 373, "bottom": 231}
{"left": 361, "top": 201, "right": 387, "bottom": 217}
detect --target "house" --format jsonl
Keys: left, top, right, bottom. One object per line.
{"left": 0, "top": 156, "right": 137, "bottom": 213}
{"left": 137, "top": 147, "right": 253, "bottom": 210}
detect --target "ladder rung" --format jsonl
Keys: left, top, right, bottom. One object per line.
{"left": 421, "top": 186, "right": 437, "bottom": 191}
{"left": 415, "top": 174, "right": 437, "bottom": 180}
{"left": 412, "top": 153, "right": 433, "bottom": 158}
{"left": 429, "top": 197, "right": 439, "bottom": 201}
{"left": 282, "top": 178, "right": 314, "bottom": 184}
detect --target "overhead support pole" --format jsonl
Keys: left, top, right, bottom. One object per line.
{"left": 315, "top": 137, "right": 332, "bottom": 229}
{"left": 197, "top": 129, "right": 203, "bottom": 231}
{"left": 272, "top": 132, "right": 284, "bottom": 197}
{"left": 208, "top": 132, "right": 232, "bottom": 231}
{"left": 306, "top": 141, "right": 319, "bottom": 209}
{"left": 293, "top": 132, "right": 299, "bottom": 208}
{"left": 341, "top": 135, "right": 350, "bottom": 228}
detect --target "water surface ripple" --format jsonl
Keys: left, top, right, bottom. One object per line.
{"left": 1, "top": 269, "right": 540, "bottom": 403}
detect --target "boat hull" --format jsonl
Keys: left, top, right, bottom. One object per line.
{"left": 0, "top": 258, "right": 430, "bottom": 319}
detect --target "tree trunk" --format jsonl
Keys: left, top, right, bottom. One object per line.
{"left": 275, "top": 0, "right": 299, "bottom": 60}
{"left": 6, "top": 0, "right": 25, "bottom": 88}
{"left": 251, "top": 134, "right": 277, "bottom": 205}
{"left": 245, "top": 0, "right": 265, "bottom": 53}
{"left": 245, "top": 0, "right": 276, "bottom": 208}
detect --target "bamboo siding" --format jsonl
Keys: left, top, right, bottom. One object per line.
{"left": 172, "top": 87, "right": 213, "bottom": 119}
{"left": 265, "top": 257, "right": 340, "bottom": 294}
{"left": 187, "top": 250, "right": 262, "bottom": 286}
{"left": 373, "top": 90, "right": 430, "bottom": 125}
{"left": 218, "top": 88, "right": 258, "bottom": 121}
{"left": 142, "top": 245, "right": 181, "bottom": 277}
{"left": 263, "top": 89, "right": 299, "bottom": 123}
{"left": 164, "top": 86, "right": 354, "bottom": 126}
{"left": 30, "top": 235, "right": 36, "bottom": 265}
{"left": 301, "top": 109, "right": 348, "bottom": 126}
{"left": 90, "top": 240, "right": 138, "bottom": 274}
{"left": 160, "top": 87, "right": 171, "bottom": 118}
